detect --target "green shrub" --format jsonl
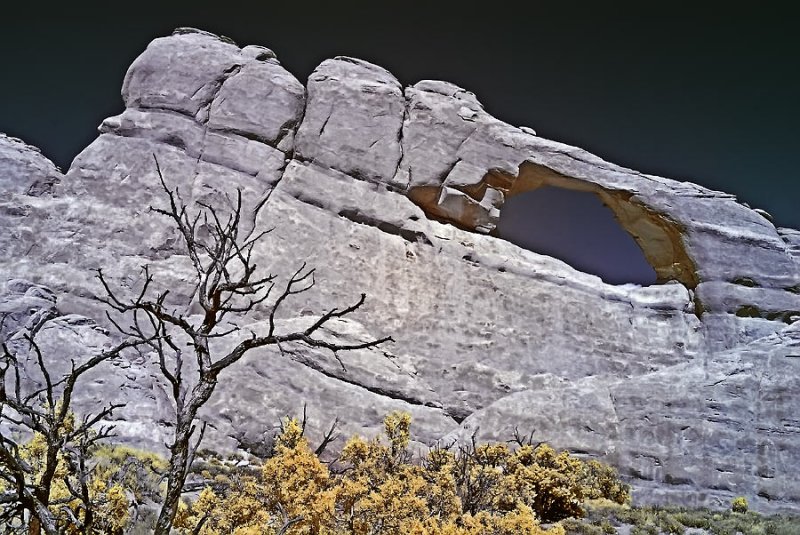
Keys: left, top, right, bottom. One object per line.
{"left": 561, "top": 518, "right": 603, "bottom": 535}
{"left": 575, "top": 501, "right": 800, "bottom": 535}
{"left": 672, "top": 509, "right": 712, "bottom": 529}
{"left": 656, "top": 511, "right": 686, "bottom": 534}
{"left": 599, "top": 519, "right": 616, "bottom": 534}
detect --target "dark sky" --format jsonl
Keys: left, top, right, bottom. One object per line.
{"left": 497, "top": 187, "right": 658, "bottom": 285}
{"left": 1, "top": 4, "right": 797, "bottom": 283}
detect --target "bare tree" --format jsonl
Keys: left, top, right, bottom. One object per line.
{"left": 0, "top": 313, "right": 147, "bottom": 535}
{"left": 97, "top": 157, "right": 392, "bottom": 534}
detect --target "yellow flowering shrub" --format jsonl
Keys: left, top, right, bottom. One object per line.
{"left": 179, "top": 480, "right": 272, "bottom": 535}
{"left": 12, "top": 427, "right": 135, "bottom": 534}
{"left": 579, "top": 459, "right": 630, "bottom": 505}
{"left": 178, "top": 412, "right": 625, "bottom": 535}
{"left": 261, "top": 418, "right": 336, "bottom": 532}
{"left": 178, "top": 418, "right": 332, "bottom": 534}
{"left": 731, "top": 495, "right": 748, "bottom": 513}
{"left": 508, "top": 443, "right": 587, "bottom": 521}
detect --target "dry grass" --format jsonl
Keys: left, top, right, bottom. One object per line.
{"left": 560, "top": 500, "right": 800, "bottom": 535}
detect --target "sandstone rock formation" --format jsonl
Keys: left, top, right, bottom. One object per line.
{"left": 1, "top": 28, "right": 799, "bottom": 513}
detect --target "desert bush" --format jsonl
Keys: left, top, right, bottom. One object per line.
{"left": 579, "top": 460, "right": 630, "bottom": 505}
{"left": 599, "top": 519, "right": 616, "bottom": 534}
{"left": 575, "top": 503, "right": 800, "bottom": 535}
{"left": 656, "top": 511, "right": 686, "bottom": 534}
{"left": 560, "top": 518, "right": 607, "bottom": 535}
{"left": 0, "top": 424, "right": 163, "bottom": 534}
{"left": 731, "top": 495, "right": 749, "bottom": 513}
{"left": 92, "top": 445, "right": 168, "bottom": 506}
{"left": 668, "top": 509, "right": 711, "bottom": 529}
{"left": 176, "top": 411, "right": 629, "bottom": 534}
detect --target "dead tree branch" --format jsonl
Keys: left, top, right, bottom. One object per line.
{"left": 96, "top": 156, "right": 392, "bottom": 534}
{"left": 0, "top": 314, "right": 151, "bottom": 534}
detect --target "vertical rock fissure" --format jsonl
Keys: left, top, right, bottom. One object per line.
{"left": 190, "top": 64, "right": 243, "bottom": 194}
{"left": 282, "top": 84, "right": 309, "bottom": 160}
{"left": 245, "top": 84, "right": 310, "bottom": 238}
{"left": 394, "top": 92, "right": 409, "bottom": 190}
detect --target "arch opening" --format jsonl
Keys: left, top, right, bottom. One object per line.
{"left": 407, "top": 161, "right": 698, "bottom": 288}
{"left": 496, "top": 186, "right": 658, "bottom": 285}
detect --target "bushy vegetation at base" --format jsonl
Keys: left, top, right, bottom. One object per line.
{"left": 6, "top": 410, "right": 800, "bottom": 534}
{"left": 0, "top": 413, "right": 136, "bottom": 534}
{"left": 0, "top": 409, "right": 629, "bottom": 534}
{"left": 562, "top": 500, "right": 800, "bottom": 535}
{"left": 174, "top": 412, "right": 629, "bottom": 535}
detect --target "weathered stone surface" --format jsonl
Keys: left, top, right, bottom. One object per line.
{"left": 394, "top": 80, "right": 486, "bottom": 191}
{"left": 206, "top": 58, "right": 305, "bottom": 146}
{"left": 0, "top": 137, "right": 67, "bottom": 264}
{"left": 447, "top": 322, "right": 800, "bottom": 512}
{"left": 120, "top": 26, "right": 305, "bottom": 147}
{"left": 0, "top": 280, "right": 453, "bottom": 453}
{"left": 0, "top": 134, "right": 62, "bottom": 196}
{"left": 779, "top": 227, "right": 800, "bottom": 262}
{"left": 295, "top": 57, "right": 405, "bottom": 186}
{"left": 1, "top": 28, "right": 800, "bottom": 513}
{"left": 0, "top": 279, "right": 58, "bottom": 338}
{"left": 0, "top": 279, "right": 169, "bottom": 451}
{"left": 695, "top": 281, "right": 800, "bottom": 323}
{"left": 122, "top": 29, "right": 243, "bottom": 120}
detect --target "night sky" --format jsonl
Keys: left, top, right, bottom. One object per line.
{"left": 1, "top": 4, "right": 797, "bottom": 284}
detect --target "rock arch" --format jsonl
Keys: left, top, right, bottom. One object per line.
{"left": 495, "top": 162, "right": 698, "bottom": 287}
{"left": 411, "top": 161, "right": 699, "bottom": 288}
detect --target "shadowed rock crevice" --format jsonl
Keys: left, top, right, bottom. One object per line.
{"left": 286, "top": 349, "right": 448, "bottom": 413}
{"left": 337, "top": 209, "right": 433, "bottom": 246}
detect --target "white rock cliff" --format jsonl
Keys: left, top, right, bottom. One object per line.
{"left": 1, "top": 28, "right": 799, "bottom": 512}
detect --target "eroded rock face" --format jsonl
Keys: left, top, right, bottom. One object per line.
{"left": 0, "top": 134, "right": 62, "bottom": 197}
{"left": 446, "top": 321, "right": 800, "bottom": 510}
{"left": 295, "top": 57, "right": 405, "bottom": 185}
{"left": 1, "top": 28, "right": 799, "bottom": 513}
